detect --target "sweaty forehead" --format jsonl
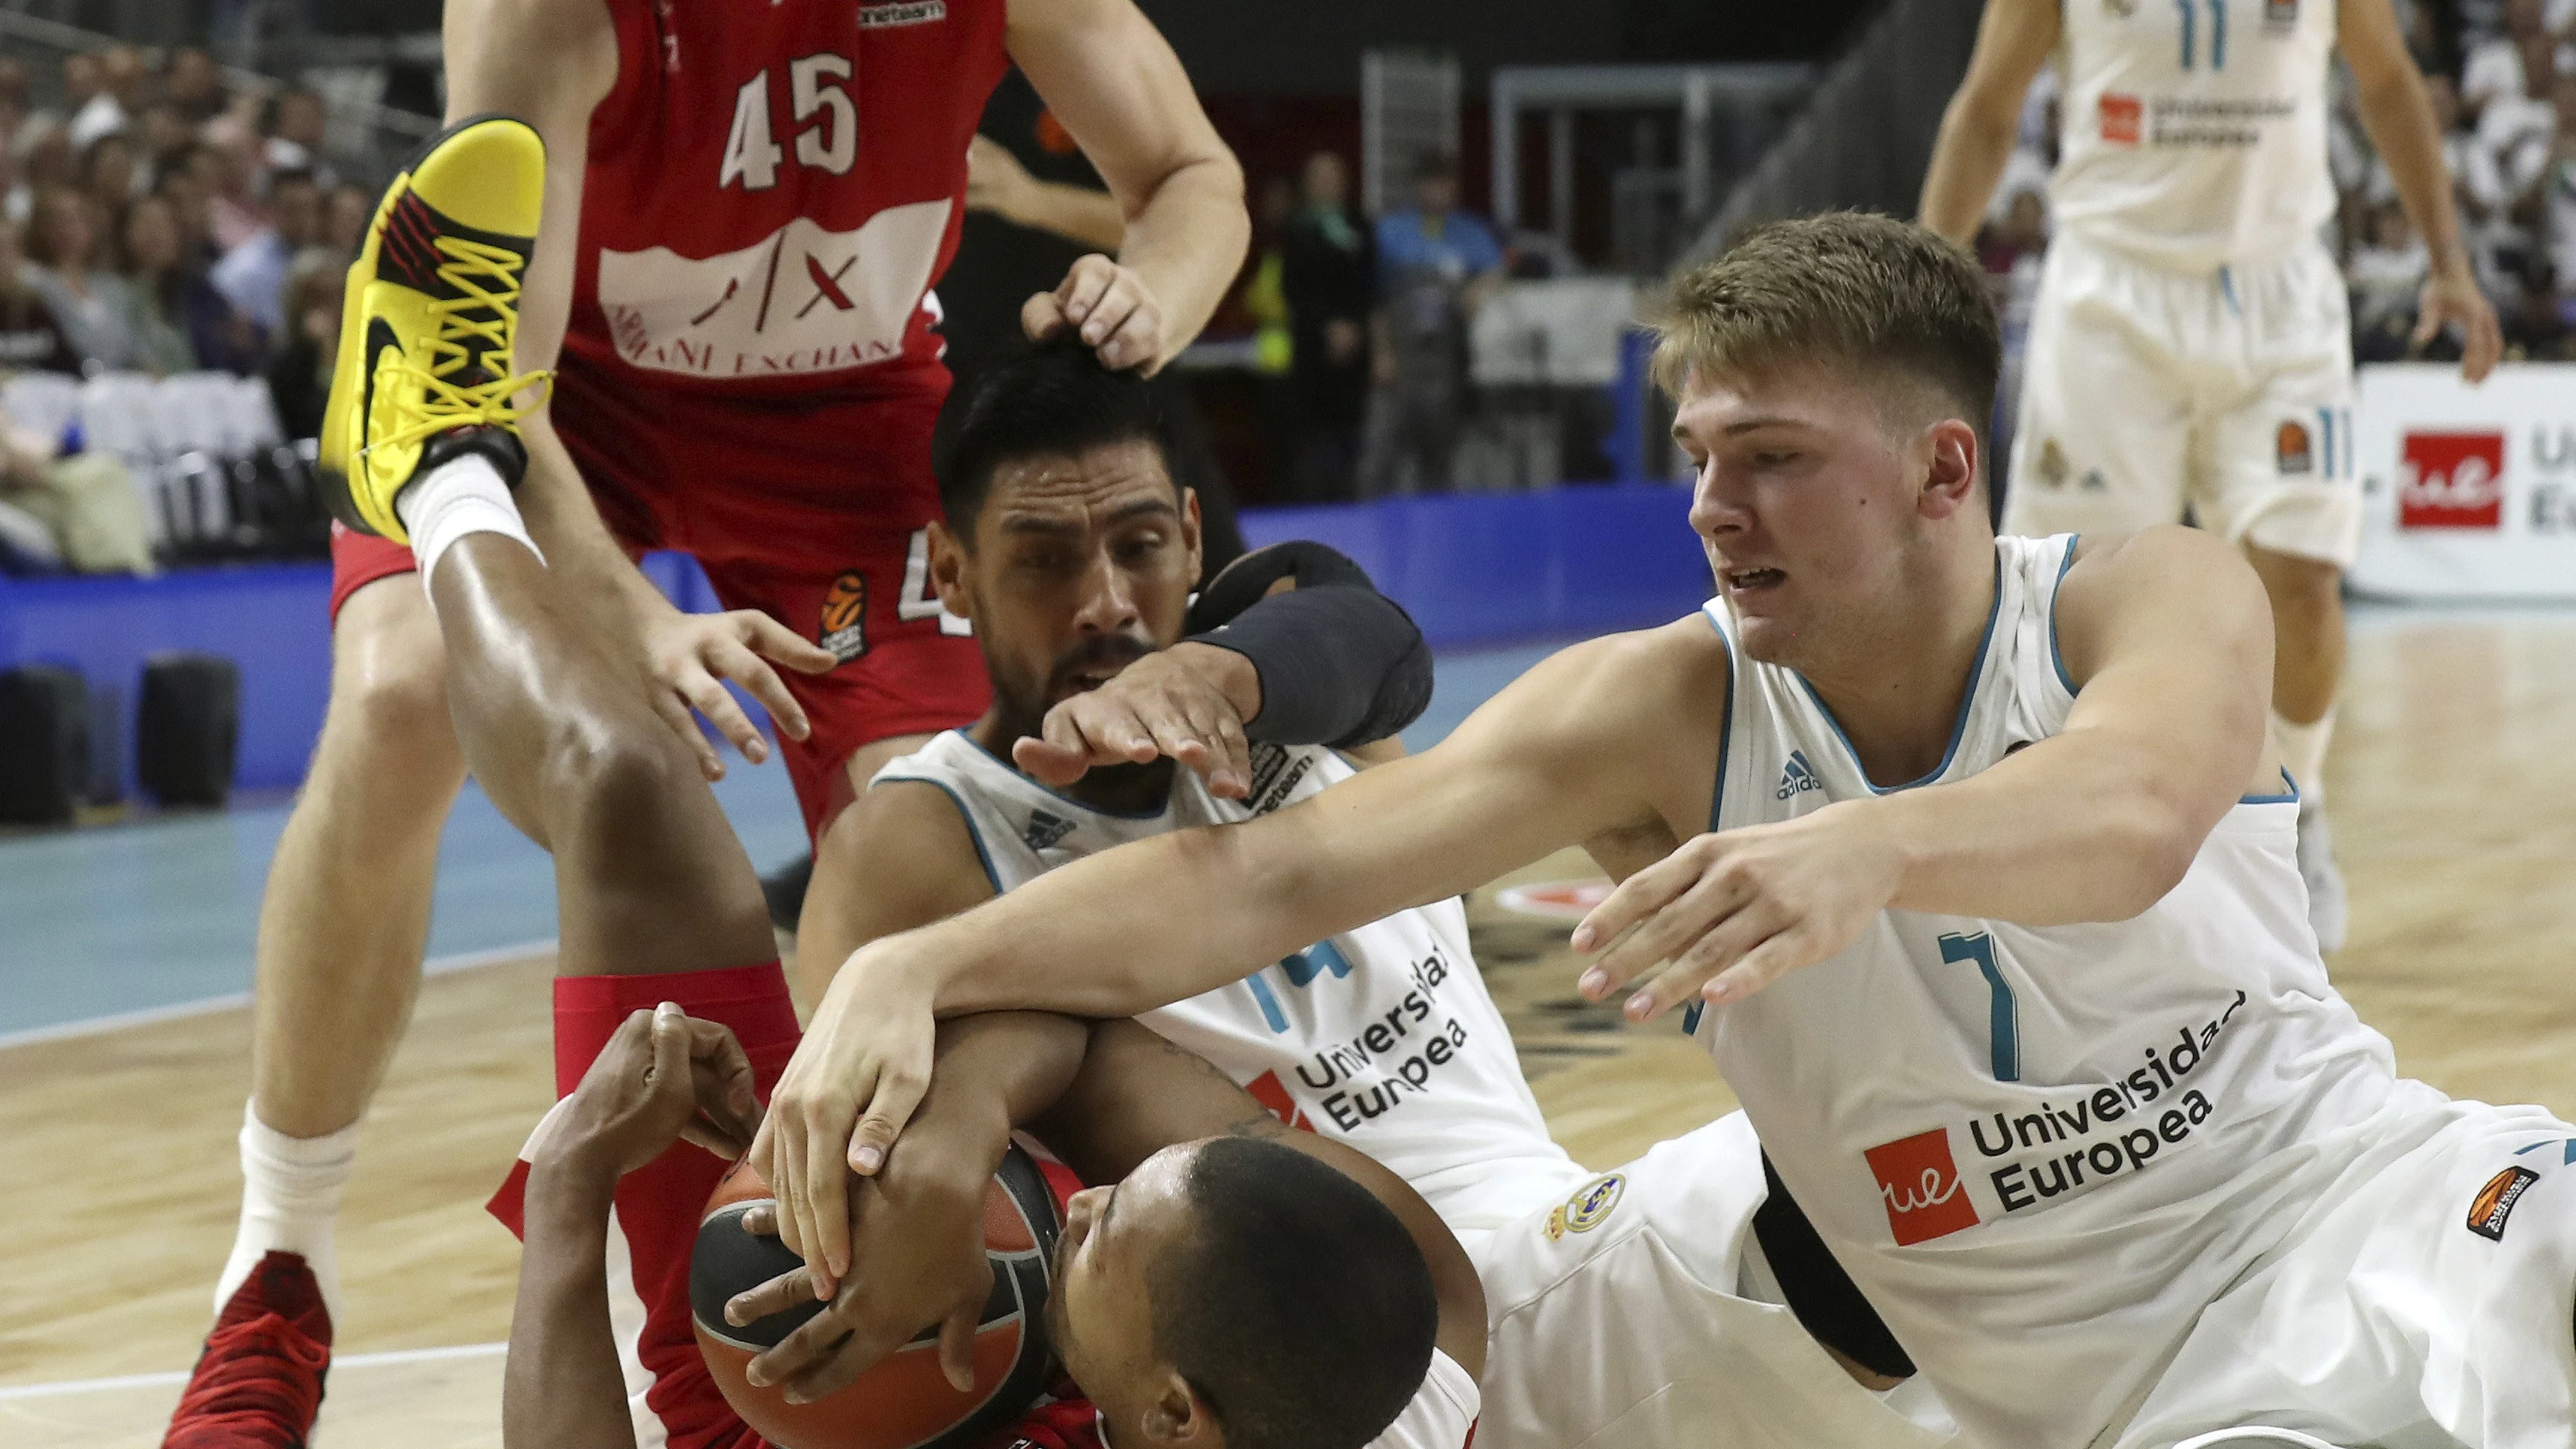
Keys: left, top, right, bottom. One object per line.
{"left": 1673, "top": 359, "right": 1924, "bottom": 445}
{"left": 983, "top": 441, "right": 1177, "bottom": 534}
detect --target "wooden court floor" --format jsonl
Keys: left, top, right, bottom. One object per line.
{"left": 4, "top": 614, "right": 2572, "bottom": 1447}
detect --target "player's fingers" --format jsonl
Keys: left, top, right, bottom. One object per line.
{"left": 737, "top": 610, "right": 839, "bottom": 677}
{"left": 803, "top": 1111, "right": 851, "bottom": 1291}
{"left": 1701, "top": 927, "right": 1818, "bottom": 1009}
{"left": 1583, "top": 869, "right": 1753, "bottom": 999}
{"left": 649, "top": 1001, "right": 693, "bottom": 1109}
{"left": 650, "top": 686, "right": 726, "bottom": 782}
{"left": 687, "top": 1019, "right": 761, "bottom": 1132}
{"left": 2464, "top": 305, "right": 2503, "bottom": 384}
{"left": 1097, "top": 300, "right": 1162, "bottom": 373}
{"left": 724, "top": 1263, "right": 821, "bottom": 1327}
{"left": 705, "top": 636, "right": 804, "bottom": 750}
{"left": 1184, "top": 692, "right": 1251, "bottom": 797}
{"left": 1056, "top": 254, "right": 1117, "bottom": 324}
{"left": 1569, "top": 849, "right": 1700, "bottom": 955}
{"left": 1021, "top": 290, "right": 1071, "bottom": 342}
{"left": 1011, "top": 734, "right": 1091, "bottom": 786}
{"left": 936, "top": 1302, "right": 980, "bottom": 1393}
{"left": 681, "top": 670, "right": 770, "bottom": 767}
{"left": 1626, "top": 901, "right": 1786, "bottom": 1023}
{"left": 779, "top": 1320, "right": 892, "bottom": 1406}
{"left": 1077, "top": 278, "right": 1141, "bottom": 349}
{"left": 847, "top": 1062, "right": 930, "bottom": 1177}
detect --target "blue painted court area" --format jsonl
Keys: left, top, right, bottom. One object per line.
{"left": 0, "top": 641, "right": 1557, "bottom": 1039}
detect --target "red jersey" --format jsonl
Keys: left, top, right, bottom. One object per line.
{"left": 568, "top": 0, "right": 1011, "bottom": 398}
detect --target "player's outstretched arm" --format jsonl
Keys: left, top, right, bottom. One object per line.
{"left": 1575, "top": 527, "right": 2273, "bottom": 1019}
{"left": 1008, "top": 0, "right": 1248, "bottom": 373}
{"left": 1917, "top": 0, "right": 2060, "bottom": 246}
{"left": 505, "top": 1005, "right": 764, "bottom": 1449}
{"left": 2340, "top": 0, "right": 2505, "bottom": 382}
{"left": 443, "top": 0, "right": 839, "bottom": 780}
{"left": 753, "top": 622, "right": 1709, "bottom": 1277}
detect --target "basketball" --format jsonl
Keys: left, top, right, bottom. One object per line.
{"left": 688, "top": 1145, "right": 1066, "bottom": 1449}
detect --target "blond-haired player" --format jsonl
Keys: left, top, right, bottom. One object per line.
{"left": 1919, "top": 0, "right": 2503, "bottom": 949}
{"left": 760, "top": 215, "right": 2576, "bottom": 1449}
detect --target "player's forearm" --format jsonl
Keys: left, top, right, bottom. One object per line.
{"left": 504, "top": 1162, "right": 637, "bottom": 1449}
{"left": 1872, "top": 729, "right": 2209, "bottom": 925}
{"left": 1117, "top": 151, "right": 1248, "bottom": 366}
{"left": 2353, "top": 69, "right": 2474, "bottom": 275}
{"left": 1006, "top": 178, "right": 1127, "bottom": 253}
{"left": 1919, "top": 98, "right": 2020, "bottom": 246}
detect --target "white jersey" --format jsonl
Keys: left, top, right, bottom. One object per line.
{"left": 2051, "top": 0, "right": 2339, "bottom": 269}
{"left": 1696, "top": 533, "right": 2401, "bottom": 1448}
{"left": 876, "top": 732, "right": 1583, "bottom": 1235}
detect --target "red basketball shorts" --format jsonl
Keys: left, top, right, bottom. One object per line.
{"left": 330, "top": 357, "right": 991, "bottom": 839}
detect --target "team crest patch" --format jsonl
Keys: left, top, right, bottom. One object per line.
{"left": 1544, "top": 1174, "right": 1625, "bottom": 1240}
{"left": 2276, "top": 420, "right": 2314, "bottom": 475}
{"left": 2467, "top": 1165, "right": 2539, "bottom": 1241}
{"left": 2102, "top": 0, "right": 2135, "bottom": 15}
{"left": 2264, "top": 0, "right": 2298, "bottom": 25}
{"left": 2036, "top": 439, "right": 2070, "bottom": 490}
{"left": 856, "top": 0, "right": 945, "bottom": 28}
{"left": 818, "top": 570, "right": 868, "bottom": 662}
{"left": 1023, "top": 809, "right": 1076, "bottom": 852}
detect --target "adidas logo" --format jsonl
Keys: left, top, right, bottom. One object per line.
{"left": 1022, "top": 809, "right": 1075, "bottom": 851}
{"left": 1775, "top": 750, "right": 1824, "bottom": 801}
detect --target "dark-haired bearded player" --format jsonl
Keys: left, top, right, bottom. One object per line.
{"left": 171, "top": 0, "right": 1245, "bottom": 1440}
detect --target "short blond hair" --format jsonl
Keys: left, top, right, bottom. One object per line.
{"left": 1648, "top": 212, "right": 1999, "bottom": 438}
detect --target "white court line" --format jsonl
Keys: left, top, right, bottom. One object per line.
{"left": 0, "top": 1341, "right": 508, "bottom": 1400}
{"left": 0, "top": 940, "right": 556, "bottom": 1053}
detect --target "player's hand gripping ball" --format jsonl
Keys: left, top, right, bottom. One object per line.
{"left": 690, "top": 1145, "right": 1067, "bottom": 1449}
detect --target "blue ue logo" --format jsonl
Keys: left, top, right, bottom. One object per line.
{"left": 1245, "top": 940, "right": 1355, "bottom": 1033}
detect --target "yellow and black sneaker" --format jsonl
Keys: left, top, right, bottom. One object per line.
{"left": 319, "top": 113, "right": 551, "bottom": 543}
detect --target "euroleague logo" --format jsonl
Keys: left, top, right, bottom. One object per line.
{"left": 818, "top": 570, "right": 868, "bottom": 662}
{"left": 2398, "top": 430, "right": 2505, "bottom": 530}
{"left": 1864, "top": 1128, "right": 1981, "bottom": 1245}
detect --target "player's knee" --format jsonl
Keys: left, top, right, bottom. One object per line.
{"left": 538, "top": 714, "right": 692, "bottom": 842}
{"left": 315, "top": 646, "right": 456, "bottom": 786}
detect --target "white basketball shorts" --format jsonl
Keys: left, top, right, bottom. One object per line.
{"left": 2005, "top": 232, "right": 2361, "bottom": 568}
{"left": 1469, "top": 1112, "right": 1959, "bottom": 1449}
{"left": 2112, "top": 1085, "right": 2576, "bottom": 1448}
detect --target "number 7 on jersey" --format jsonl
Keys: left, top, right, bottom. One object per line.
{"left": 1941, "top": 931, "right": 2023, "bottom": 1082}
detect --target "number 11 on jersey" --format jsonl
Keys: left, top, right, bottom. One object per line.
{"left": 2176, "top": 0, "right": 2227, "bottom": 69}
{"left": 1941, "top": 931, "right": 2023, "bottom": 1082}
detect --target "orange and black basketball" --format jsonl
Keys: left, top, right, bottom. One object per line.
{"left": 689, "top": 1145, "right": 1064, "bottom": 1449}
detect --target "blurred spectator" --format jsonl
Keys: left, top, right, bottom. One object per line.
{"left": 122, "top": 192, "right": 251, "bottom": 376}
{"left": 265, "top": 247, "right": 344, "bottom": 441}
{"left": 0, "top": 219, "right": 82, "bottom": 376}
{"left": 1358, "top": 153, "right": 1503, "bottom": 496}
{"left": 0, "top": 58, "right": 31, "bottom": 123}
{"left": 1278, "top": 150, "right": 1373, "bottom": 501}
{"left": 212, "top": 166, "right": 319, "bottom": 335}
{"left": 2351, "top": 200, "right": 2434, "bottom": 352}
{"left": 156, "top": 151, "right": 221, "bottom": 269}
{"left": 263, "top": 88, "right": 335, "bottom": 188}
{"left": 67, "top": 47, "right": 144, "bottom": 153}
{"left": 322, "top": 181, "right": 372, "bottom": 254}
{"left": 60, "top": 52, "right": 106, "bottom": 141}
{"left": 166, "top": 47, "right": 228, "bottom": 126}
{"left": 137, "top": 102, "right": 196, "bottom": 186}
{"left": 200, "top": 119, "right": 269, "bottom": 254}
{"left": 19, "top": 119, "right": 74, "bottom": 203}
{"left": 81, "top": 132, "right": 135, "bottom": 215}
{"left": 2547, "top": 75, "right": 2576, "bottom": 301}
{"left": 2463, "top": 0, "right": 2572, "bottom": 120}
{"left": 25, "top": 188, "right": 140, "bottom": 373}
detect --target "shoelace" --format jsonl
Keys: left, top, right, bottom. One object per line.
{"left": 167, "top": 1310, "right": 328, "bottom": 1445}
{"left": 360, "top": 233, "right": 553, "bottom": 461}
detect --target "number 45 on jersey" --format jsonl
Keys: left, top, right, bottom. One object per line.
{"left": 723, "top": 55, "right": 857, "bottom": 191}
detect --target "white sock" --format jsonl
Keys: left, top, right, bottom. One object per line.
{"left": 216, "top": 1101, "right": 358, "bottom": 1329}
{"left": 2274, "top": 707, "right": 2336, "bottom": 808}
{"left": 395, "top": 451, "right": 542, "bottom": 594}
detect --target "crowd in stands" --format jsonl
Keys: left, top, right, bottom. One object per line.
{"left": 1239, "top": 151, "right": 1511, "bottom": 501}
{"left": 0, "top": 42, "right": 354, "bottom": 576}
{"left": 1974, "top": 0, "right": 2576, "bottom": 364}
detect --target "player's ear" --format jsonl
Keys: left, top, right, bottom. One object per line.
{"left": 1178, "top": 486, "right": 1202, "bottom": 579}
{"left": 1918, "top": 417, "right": 1981, "bottom": 522}
{"left": 926, "top": 521, "right": 975, "bottom": 620}
{"left": 1138, "top": 1373, "right": 1218, "bottom": 1448}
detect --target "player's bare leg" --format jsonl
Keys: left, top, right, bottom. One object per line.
{"left": 2246, "top": 542, "right": 2347, "bottom": 950}
{"left": 786, "top": 734, "right": 938, "bottom": 1002}
{"left": 428, "top": 532, "right": 777, "bottom": 975}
